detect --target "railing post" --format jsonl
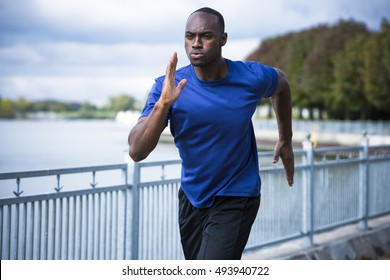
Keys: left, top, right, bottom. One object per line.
{"left": 122, "top": 164, "right": 129, "bottom": 260}
{"left": 302, "top": 133, "right": 314, "bottom": 247}
{"left": 131, "top": 162, "right": 141, "bottom": 259}
{"left": 359, "top": 132, "right": 369, "bottom": 230}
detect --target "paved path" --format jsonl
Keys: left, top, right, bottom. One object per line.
{"left": 243, "top": 214, "right": 390, "bottom": 260}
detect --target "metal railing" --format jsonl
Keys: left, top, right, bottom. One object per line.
{"left": 130, "top": 134, "right": 390, "bottom": 259}
{"left": 0, "top": 164, "right": 131, "bottom": 260}
{"left": 1, "top": 134, "right": 390, "bottom": 260}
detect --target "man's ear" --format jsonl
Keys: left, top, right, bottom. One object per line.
{"left": 220, "top": 32, "right": 228, "bottom": 46}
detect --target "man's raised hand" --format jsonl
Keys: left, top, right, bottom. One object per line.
{"left": 160, "top": 52, "right": 187, "bottom": 106}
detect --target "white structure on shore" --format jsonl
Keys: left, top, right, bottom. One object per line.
{"left": 115, "top": 110, "right": 140, "bottom": 126}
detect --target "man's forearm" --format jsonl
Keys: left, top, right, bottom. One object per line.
{"left": 269, "top": 70, "right": 294, "bottom": 186}
{"left": 128, "top": 53, "right": 186, "bottom": 162}
{"left": 128, "top": 101, "right": 170, "bottom": 162}
{"left": 270, "top": 73, "right": 293, "bottom": 142}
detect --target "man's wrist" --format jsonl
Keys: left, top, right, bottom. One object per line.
{"left": 278, "top": 132, "right": 293, "bottom": 144}
{"left": 155, "top": 99, "right": 171, "bottom": 112}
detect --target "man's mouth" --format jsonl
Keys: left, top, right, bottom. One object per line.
{"left": 190, "top": 52, "right": 204, "bottom": 59}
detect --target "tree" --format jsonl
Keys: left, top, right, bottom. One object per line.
{"left": 104, "top": 94, "right": 137, "bottom": 112}
{"left": 328, "top": 35, "right": 367, "bottom": 119}
{"left": 76, "top": 102, "right": 98, "bottom": 118}
{"left": 300, "top": 20, "right": 369, "bottom": 119}
{"left": 0, "top": 98, "right": 16, "bottom": 118}
{"left": 14, "top": 98, "right": 35, "bottom": 117}
{"left": 362, "top": 18, "right": 390, "bottom": 119}
{"left": 245, "top": 19, "right": 377, "bottom": 120}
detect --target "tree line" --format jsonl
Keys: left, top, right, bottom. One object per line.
{"left": 246, "top": 18, "right": 390, "bottom": 120}
{"left": 0, "top": 94, "right": 138, "bottom": 119}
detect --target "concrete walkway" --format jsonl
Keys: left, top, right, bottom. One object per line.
{"left": 243, "top": 214, "right": 390, "bottom": 260}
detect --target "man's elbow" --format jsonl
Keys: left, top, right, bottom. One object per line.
{"left": 128, "top": 129, "right": 146, "bottom": 162}
{"left": 129, "top": 147, "right": 147, "bottom": 162}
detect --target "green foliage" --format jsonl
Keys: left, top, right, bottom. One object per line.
{"left": 0, "top": 93, "right": 137, "bottom": 119}
{"left": 246, "top": 18, "right": 390, "bottom": 120}
{"left": 104, "top": 94, "right": 137, "bottom": 112}
{"left": 0, "top": 97, "right": 16, "bottom": 118}
{"left": 329, "top": 35, "right": 367, "bottom": 119}
{"left": 362, "top": 19, "right": 390, "bottom": 118}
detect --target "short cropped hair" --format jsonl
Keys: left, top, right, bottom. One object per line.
{"left": 191, "top": 7, "right": 225, "bottom": 33}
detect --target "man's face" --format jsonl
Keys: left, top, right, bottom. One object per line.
{"left": 184, "top": 12, "right": 226, "bottom": 67}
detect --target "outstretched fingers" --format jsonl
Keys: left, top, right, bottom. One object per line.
{"left": 176, "top": 78, "right": 187, "bottom": 94}
{"left": 273, "top": 141, "right": 295, "bottom": 187}
{"left": 161, "top": 52, "right": 186, "bottom": 105}
{"left": 282, "top": 153, "right": 294, "bottom": 187}
{"left": 166, "top": 52, "right": 178, "bottom": 82}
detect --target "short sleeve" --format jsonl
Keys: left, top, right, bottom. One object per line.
{"left": 140, "top": 77, "right": 171, "bottom": 126}
{"left": 259, "top": 64, "right": 278, "bottom": 98}
{"left": 246, "top": 61, "right": 278, "bottom": 98}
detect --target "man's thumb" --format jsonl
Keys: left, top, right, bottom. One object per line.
{"left": 177, "top": 79, "right": 187, "bottom": 90}
{"left": 273, "top": 153, "right": 279, "bottom": 164}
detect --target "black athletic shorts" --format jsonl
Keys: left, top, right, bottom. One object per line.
{"left": 178, "top": 188, "right": 260, "bottom": 260}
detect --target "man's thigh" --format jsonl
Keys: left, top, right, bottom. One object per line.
{"left": 178, "top": 189, "right": 204, "bottom": 260}
{"left": 197, "top": 195, "right": 260, "bottom": 260}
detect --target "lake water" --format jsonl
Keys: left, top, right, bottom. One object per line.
{"left": 0, "top": 119, "right": 180, "bottom": 197}
{"left": 0, "top": 119, "right": 180, "bottom": 172}
{"left": 0, "top": 119, "right": 279, "bottom": 198}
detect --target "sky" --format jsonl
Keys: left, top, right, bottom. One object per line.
{"left": 1, "top": 0, "right": 390, "bottom": 106}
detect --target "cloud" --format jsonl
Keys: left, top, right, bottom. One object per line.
{"left": 0, "top": 41, "right": 177, "bottom": 74}
{"left": 0, "top": 38, "right": 260, "bottom": 104}
{"left": 3, "top": 0, "right": 388, "bottom": 44}
{"left": 1, "top": 0, "right": 195, "bottom": 44}
{"left": 0, "top": 41, "right": 182, "bottom": 104}
{"left": 1, "top": 0, "right": 389, "bottom": 105}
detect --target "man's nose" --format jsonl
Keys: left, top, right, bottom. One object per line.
{"left": 192, "top": 36, "right": 202, "bottom": 48}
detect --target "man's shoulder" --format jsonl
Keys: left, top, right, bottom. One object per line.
{"left": 244, "top": 60, "right": 271, "bottom": 70}
{"left": 228, "top": 59, "right": 273, "bottom": 76}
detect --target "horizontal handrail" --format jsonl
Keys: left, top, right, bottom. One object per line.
{"left": 0, "top": 184, "right": 129, "bottom": 206}
{"left": 135, "top": 159, "right": 181, "bottom": 168}
{"left": 0, "top": 164, "right": 128, "bottom": 180}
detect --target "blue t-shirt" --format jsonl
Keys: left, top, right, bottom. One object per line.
{"left": 141, "top": 59, "right": 278, "bottom": 208}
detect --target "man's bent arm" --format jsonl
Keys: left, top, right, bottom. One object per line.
{"left": 128, "top": 52, "right": 186, "bottom": 162}
{"left": 269, "top": 68, "right": 294, "bottom": 186}
{"left": 128, "top": 103, "right": 170, "bottom": 162}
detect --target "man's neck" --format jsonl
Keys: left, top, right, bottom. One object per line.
{"left": 193, "top": 58, "right": 228, "bottom": 81}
